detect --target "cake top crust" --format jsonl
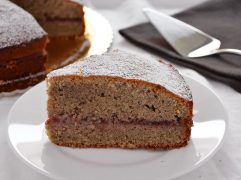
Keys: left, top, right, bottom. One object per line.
{"left": 0, "top": 0, "right": 47, "bottom": 49}
{"left": 48, "top": 50, "right": 192, "bottom": 101}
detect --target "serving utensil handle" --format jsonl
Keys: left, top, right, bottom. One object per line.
{"left": 214, "top": 48, "right": 241, "bottom": 56}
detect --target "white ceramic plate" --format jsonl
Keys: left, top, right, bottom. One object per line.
{"left": 7, "top": 75, "right": 228, "bottom": 180}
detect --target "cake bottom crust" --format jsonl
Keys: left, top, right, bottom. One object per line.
{"left": 45, "top": 117, "right": 191, "bottom": 150}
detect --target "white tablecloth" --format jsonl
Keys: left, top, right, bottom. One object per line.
{"left": 1, "top": 0, "right": 241, "bottom": 179}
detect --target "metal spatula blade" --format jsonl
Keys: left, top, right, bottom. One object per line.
{"left": 143, "top": 8, "right": 241, "bottom": 58}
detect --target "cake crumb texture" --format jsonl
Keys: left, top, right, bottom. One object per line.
{"left": 48, "top": 50, "right": 192, "bottom": 101}
{"left": 46, "top": 50, "right": 193, "bottom": 150}
{"left": 46, "top": 120, "right": 191, "bottom": 149}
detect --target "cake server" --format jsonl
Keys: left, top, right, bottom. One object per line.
{"left": 143, "top": 8, "right": 241, "bottom": 58}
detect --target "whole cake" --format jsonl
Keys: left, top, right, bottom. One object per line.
{"left": 11, "top": 0, "right": 85, "bottom": 38}
{"left": 0, "top": 0, "right": 85, "bottom": 93}
{"left": 45, "top": 50, "right": 193, "bottom": 149}
{"left": 0, "top": 0, "right": 48, "bottom": 93}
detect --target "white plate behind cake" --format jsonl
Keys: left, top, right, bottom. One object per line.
{"left": 7, "top": 75, "right": 228, "bottom": 180}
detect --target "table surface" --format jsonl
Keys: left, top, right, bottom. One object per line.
{"left": 1, "top": 0, "right": 241, "bottom": 179}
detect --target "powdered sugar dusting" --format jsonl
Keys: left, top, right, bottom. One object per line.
{"left": 0, "top": 0, "right": 47, "bottom": 49}
{"left": 48, "top": 50, "right": 192, "bottom": 100}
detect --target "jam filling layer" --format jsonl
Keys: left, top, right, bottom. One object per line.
{"left": 46, "top": 115, "right": 188, "bottom": 126}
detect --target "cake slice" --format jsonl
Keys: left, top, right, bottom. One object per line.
{"left": 11, "top": 0, "right": 85, "bottom": 38}
{"left": 0, "top": 1, "right": 48, "bottom": 92}
{"left": 45, "top": 50, "right": 193, "bottom": 149}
